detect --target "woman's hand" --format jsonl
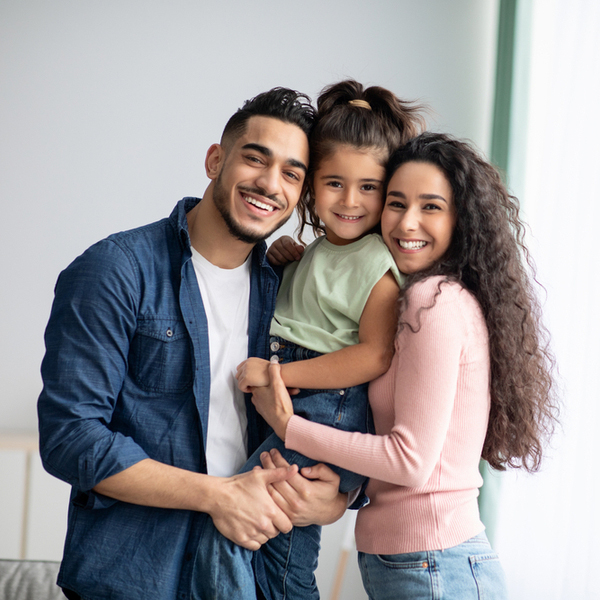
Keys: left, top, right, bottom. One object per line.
{"left": 267, "top": 235, "right": 305, "bottom": 266}
{"left": 251, "top": 360, "right": 294, "bottom": 440}
{"left": 260, "top": 449, "right": 347, "bottom": 527}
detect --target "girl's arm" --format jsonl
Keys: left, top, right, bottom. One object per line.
{"left": 236, "top": 270, "right": 400, "bottom": 392}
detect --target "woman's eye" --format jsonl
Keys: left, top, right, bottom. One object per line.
{"left": 424, "top": 203, "right": 441, "bottom": 211}
{"left": 386, "top": 200, "right": 405, "bottom": 209}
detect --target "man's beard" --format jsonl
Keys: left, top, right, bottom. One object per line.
{"left": 212, "top": 175, "right": 292, "bottom": 244}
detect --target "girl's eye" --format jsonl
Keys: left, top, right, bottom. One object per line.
{"left": 362, "top": 184, "right": 378, "bottom": 191}
{"left": 424, "top": 203, "right": 442, "bottom": 211}
{"left": 326, "top": 181, "right": 342, "bottom": 188}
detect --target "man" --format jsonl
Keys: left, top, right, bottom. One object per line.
{"left": 38, "top": 88, "right": 347, "bottom": 600}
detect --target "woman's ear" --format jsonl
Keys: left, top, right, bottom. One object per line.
{"left": 205, "top": 143, "right": 225, "bottom": 180}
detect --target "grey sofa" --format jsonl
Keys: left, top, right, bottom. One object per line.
{"left": 0, "top": 560, "right": 62, "bottom": 600}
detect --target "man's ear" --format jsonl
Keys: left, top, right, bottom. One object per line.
{"left": 205, "top": 143, "right": 225, "bottom": 180}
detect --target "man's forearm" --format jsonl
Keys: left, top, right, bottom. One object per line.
{"left": 92, "top": 458, "right": 217, "bottom": 512}
{"left": 93, "top": 457, "right": 296, "bottom": 550}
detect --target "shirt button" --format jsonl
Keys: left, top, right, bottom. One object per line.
{"left": 166, "top": 328, "right": 173, "bottom": 337}
{"left": 339, "top": 390, "right": 345, "bottom": 395}
{"left": 270, "top": 341, "right": 280, "bottom": 352}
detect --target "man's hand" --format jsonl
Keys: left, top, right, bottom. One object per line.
{"left": 260, "top": 449, "right": 347, "bottom": 527}
{"left": 236, "top": 357, "right": 271, "bottom": 392}
{"left": 207, "top": 465, "right": 297, "bottom": 550}
{"left": 267, "top": 235, "right": 305, "bottom": 266}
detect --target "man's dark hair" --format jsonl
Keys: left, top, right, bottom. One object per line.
{"left": 221, "top": 87, "right": 316, "bottom": 146}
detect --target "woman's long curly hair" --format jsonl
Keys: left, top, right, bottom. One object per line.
{"left": 298, "top": 79, "right": 426, "bottom": 239}
{"left": 387, "top": 132, "right": 558, "bottom": 472}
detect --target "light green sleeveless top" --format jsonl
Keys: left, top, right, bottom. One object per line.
{"left": 270, "top": 234, "right": 403, "bottom": 354}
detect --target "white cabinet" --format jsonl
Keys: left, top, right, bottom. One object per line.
{"left": 0, "top": 433, "right": 69, "bottom": 561}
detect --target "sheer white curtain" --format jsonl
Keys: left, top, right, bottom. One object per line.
{"left": 494, "top": 1, "right": 600, "bottom": 598}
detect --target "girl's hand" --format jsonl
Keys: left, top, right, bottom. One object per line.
{"left": 267, "top": 236, "right": 305, "bottom": 266}
{"left": 251, "top": 361, "right": 294, "bottom": 440}
{"left": 236, "top": 357, "right": 271, "bottom": 392}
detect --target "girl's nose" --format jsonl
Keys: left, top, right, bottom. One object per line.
{"left": 341, "top": 188, "right": 359, "bottom": 208}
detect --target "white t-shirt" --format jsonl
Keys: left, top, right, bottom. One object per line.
{"left": 191, "top": 247, "right": 251, "bottom": 477}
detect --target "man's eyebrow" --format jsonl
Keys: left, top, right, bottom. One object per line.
{"left": 242, "top": 143, "right": 307, "bottom": 173}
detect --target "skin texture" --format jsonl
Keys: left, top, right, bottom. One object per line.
{"left": 312, "top": 145, "right": 386, "bottom": 246}
{"left": 382, "top": 161, "right": 456, "bottom": 275}
{"left": 93, "top": 116, "right": 347, "bottom": 551}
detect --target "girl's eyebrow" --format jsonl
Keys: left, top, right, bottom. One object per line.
{"left": 320, "top": 174, "right": 383, "bottom": 183}
{"left": 387, "top": 190, "right": 449, "bottom": 204}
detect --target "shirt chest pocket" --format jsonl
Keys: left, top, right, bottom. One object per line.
{"left": 129, "top": 318, "right": 193, "bottom": 393}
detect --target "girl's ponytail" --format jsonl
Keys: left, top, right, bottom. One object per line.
{"left": 299, "top": 80, "right": 426, "bottom": 238}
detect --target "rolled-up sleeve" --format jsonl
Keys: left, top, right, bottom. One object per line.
{"left": 38, "top": 239, "right": 149, "bottom": 504}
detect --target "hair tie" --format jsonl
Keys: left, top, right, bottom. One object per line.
{"left": 348, "top": 99, "right": 372, "bottom": 110}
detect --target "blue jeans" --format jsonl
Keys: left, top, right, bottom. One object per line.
{"left": 358, "top": 531, "right": 507, "bottom": 600}
{"left": 192, "top": 337, "right": 371, "bottom": 600}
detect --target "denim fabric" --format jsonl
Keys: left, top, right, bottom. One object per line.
{"left": 358, "top": 532, "right": 507, "bottom": 600}
{"left": 37, "top": 197, "right": 279, "bottom": 600}
{"left": 193, "top": 337, "right": 371, "bottom": 600}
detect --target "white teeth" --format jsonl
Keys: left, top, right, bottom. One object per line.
{"left": 399, "top": 240, "right": 427, "bottom": 250}
{"left": 244, "top": 195, "right": 274, "bottom": 212}
{"left": 337, "top": 214, "right": 361, "bottom": 221}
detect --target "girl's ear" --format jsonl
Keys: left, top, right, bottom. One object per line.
{"left": 205, "top": 143, "right": 225, "bottom": 180}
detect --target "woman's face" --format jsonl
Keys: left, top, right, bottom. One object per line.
{"left": 382, "top": 161, "right": 456, "bottom": 274}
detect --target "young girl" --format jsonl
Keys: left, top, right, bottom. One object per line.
{"left": 192, "top": 80, "right": 424, "bottom": 600}
{"left": 252, "top": 132, "right": 559, "bottom": 600}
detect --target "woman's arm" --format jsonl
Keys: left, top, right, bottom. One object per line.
{"left": 253, "top": 282, "right": 480, "bottom": 488}
{"left": 237, "top": 271, "right": 400, "bottom": 391}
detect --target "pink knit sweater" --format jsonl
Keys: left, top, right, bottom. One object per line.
{"left": 285, "top": 277, "right": 490, "bottom": 554}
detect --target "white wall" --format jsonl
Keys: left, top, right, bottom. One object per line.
{"left": 0, "top": 0, "right": 499, "bottom": 431}
{"left": 0, "top": 0, "right": 499, "bottom": 596}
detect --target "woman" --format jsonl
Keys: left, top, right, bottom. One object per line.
{"left": 252, "top": 132, "right": 558, "bottom": 600}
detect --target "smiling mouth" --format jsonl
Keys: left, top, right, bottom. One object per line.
{"left": 243, "top": 194, "right": 277, "bottom": 213}
{"left": 398, "top": 240, "right": 427, "bottom": 250}
{"left": 335, "top": 213, "right": 362, "bottom": 221}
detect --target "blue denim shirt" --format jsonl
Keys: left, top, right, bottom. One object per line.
{"left": 38, "top": 197, "right": 279, "bottom": 600}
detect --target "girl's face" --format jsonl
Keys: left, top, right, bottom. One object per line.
{"left": 312, "top": 145, "right": 386, "bottom": 246}
{"left": 382, "top": 161, "right": 456, "bottom": 274}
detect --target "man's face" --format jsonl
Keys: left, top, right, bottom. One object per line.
{"left": 209, "top": 116, "right": 309, "bottom": 244}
